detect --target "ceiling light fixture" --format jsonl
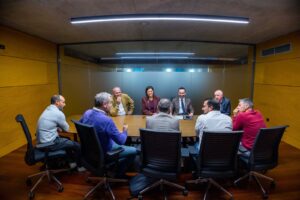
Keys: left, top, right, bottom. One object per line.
{"left": 71, "top": 14, "right": 249, "bottom": 24}
{"left": 101, "top": 56, "right": 189, "bottom": 60}
{"left": 116, "top": 52, "right": 195, "bottom": 56}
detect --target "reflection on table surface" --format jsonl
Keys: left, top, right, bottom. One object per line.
{"left": 67, "top": 115, "right": 197, "bottom": 137}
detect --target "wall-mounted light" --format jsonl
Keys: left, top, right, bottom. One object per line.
{"left": 71, "top": 14, "right": 249, "bottom": 24}
{"left": 165, "top": 68, "right": 173, "bottom": 72}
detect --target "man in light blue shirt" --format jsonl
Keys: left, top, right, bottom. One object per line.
{"left": 36, "top": 95, "right": 81, "bottom": 168}
{"left": 195, "top": 98, "right": 232, "bottom": 151}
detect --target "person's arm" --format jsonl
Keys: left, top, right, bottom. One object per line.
{"left": 195, "top": 115, "right": 205, "bottom": 137}
{"left": 171, "top": 98, "right": 176, "bottom": 115}
{"left": 57, "top": 112, "right": 69, "bottom": 132}
{"left": 224, "top": 99, "right": 231, "bottom": 116}
{"left": 126, "top": 95, "right": 134, "bottom": 115}
{"left": 106, "top": 119, "right": 127, "bottom": 145}
{"left": 109, "top": 100, "right": 119, "bottom": 117}
{"left": 232, "top": 113, "right": 243, "bottom": 131}
{"left": 142, "top": 97, "right": 151, "bottom": 115}
{"left": 188, "top": 99, "right": 194, "bottom": 116}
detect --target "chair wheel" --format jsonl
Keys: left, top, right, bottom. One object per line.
{"left": 26, "top": 178, "right": 32, "bottom": 186}
{"left": 270, "top": 181, "right": 276, "bottom": 189}
{"left": 28, "top": 191, "right": 35, "bottom": 200}
{"left": 138, "top": 195, "right": 143, "bottom": 200}
{"left": 58, "top": 186, "right": 64, "bottom": 192}
{"left": 262, "top": 193, "right": 269, "bottom": 199}
{"left": 182, "top": 189, "right": 188, "bottom": 196}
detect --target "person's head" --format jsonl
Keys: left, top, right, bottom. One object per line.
{"left": 112, "top": 87, "right": 122, "bottom": 98}
{"left": 157, "top": 98, "right": 172, "bottom": 113}
{"left": 214, "top": 89, "right": 224, "bottom": 102}
{"left": 202, "top": 98, "right": 220, "bottom": 114}
{"left": 145, "top": 86, "right": 154, "bottom": 98}
{"left": 51, "top": 95, "right": 66, "bottom": 111}
{"left": 178, "top": 87, "right": 186, "bottom": 98}
{"left": 238, "top": 98, "right": 253, "bottom": 112}
{"left": 94, "top": 92, "right": 112, "bottom": 112}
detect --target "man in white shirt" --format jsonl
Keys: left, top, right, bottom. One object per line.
{"left": 195, "top": 98, "right": 232, "bottom": 150}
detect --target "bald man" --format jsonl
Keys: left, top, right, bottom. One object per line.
{"left": 214, "top": 89, "right": 231, "bottom": 116}
{"left": 110, "top": 87, "right": 134, "bottom": 117}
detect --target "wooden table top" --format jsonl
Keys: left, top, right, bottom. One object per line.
{"left": 67, "top": 114, "right": 197, "bottom": 137}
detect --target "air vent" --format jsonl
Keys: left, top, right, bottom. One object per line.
{"left": 261, "top": 43, "right": 291, "bottom": 57}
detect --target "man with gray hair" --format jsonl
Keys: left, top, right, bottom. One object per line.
{"left": 36, "top": 95, "right": 82, "bottom": 169}
{"left": 233, "top": 98, "right": 266, "bottom": 155}
{"left": 80, "top": 92, "right": 137, "bottom": 178}
{"left": 146, "top": 98, "right": 180, "bottom": 131}
{"left": 214, "top": 89, "right": 231, "bottom": 116}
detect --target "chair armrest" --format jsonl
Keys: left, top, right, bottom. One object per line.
{"left": 107, "top": 147, "right": 124, "bottom": 157}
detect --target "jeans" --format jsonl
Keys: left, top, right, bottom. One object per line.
{"left": 112, "top": 143, "right": 137, "bottom": 177}
{"left": 49, "top": 137, "right": 82, "bottom": 166}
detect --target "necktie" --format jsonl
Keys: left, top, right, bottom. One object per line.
{"left": 181, "top": 98, "right": 185, "bottom": 114}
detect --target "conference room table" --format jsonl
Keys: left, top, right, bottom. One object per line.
{"left": 66, "top": 114, "right": 198, "bottom": 138}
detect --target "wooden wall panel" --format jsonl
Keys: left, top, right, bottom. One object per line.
{"left": 253, "top": 31, "right": 300, "bottom": 149}
{"left": 0, "top": 26, "right": 58, "bottom": 157}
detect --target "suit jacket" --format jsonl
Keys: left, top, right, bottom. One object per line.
{"left": 141, "top": 95, "right": 160, "bottom": 115}
{"left": 220, "top": 97, "right": 231, "bottom": 116}
{"left": 110, "top": 93, "right": 134, "bottom": 116}
{"left": 146, "top": 112, "right": 180, "bottom": 131}
{"left": 171, "top": 97, "right": 194, "bottom": 115}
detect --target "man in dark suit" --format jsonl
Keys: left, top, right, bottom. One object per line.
{"left": 146, "top": 98, "right": 179, "bottom": 131}
{"left": 171, "top": 87, "right": 194, "bottom": 117}
{"left": 214, "top": 89, "right": 231, "bottom": 116}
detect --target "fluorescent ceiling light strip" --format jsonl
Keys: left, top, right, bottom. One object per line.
{"left": 121, "top": 56, "right": 189, "bottom": 59}
{"left": 71, "top": 14, "right": 249, "bottom": 24}
{"left": 116, "top": 52, "right": 195, "bottom": 55}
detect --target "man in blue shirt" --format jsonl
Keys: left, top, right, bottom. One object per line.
{"left": 80, "top": 92, "right": 137, "bottom": 178}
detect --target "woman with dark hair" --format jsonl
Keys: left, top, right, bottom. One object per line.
{"left": 142, "top": 86, "right": 160, "bottom": 115}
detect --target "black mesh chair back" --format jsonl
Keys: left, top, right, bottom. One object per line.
{"left": 140, "top": 128, "right": 181, "bottom": 176}
{"left": 197, "top": 130, "right": 243, "bottom": 178}
{"left": 73, "top": 120, "right": 127, "bottom": 200}
{"left": 16, "top": 114, "right": 34, "bottom": 154}
{"left": 249, "top": 126, "right": 288, "bottom": 171}
{"left": 186, "top": 130, "right": 243, "bottom": 200}
{"left": 235, "top": 125, "right": 288, "bottom": 198}
{"left": 16, "top": 114, "right": 68, "bottom": 199}
{"left": 73, "top": 120, "right": 105, "bottom": 176}
{"left": 138, "top": 128, "right": 187, "bottom": 199}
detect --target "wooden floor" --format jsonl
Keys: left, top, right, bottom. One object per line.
{"left": 0, "top": 142, "right": 300, "bottom": 200}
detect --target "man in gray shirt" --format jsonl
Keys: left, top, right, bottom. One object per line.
{"left": 146, "top": 98, "right": 180, "bottom": 131}
{"left": 36, "top": 95, "right": 81, "bottom": 168}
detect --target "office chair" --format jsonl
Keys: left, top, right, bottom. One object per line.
{"left": 234, "top": 126, "right": 288, "bottom": 199}
{"left": 186, "top": 130, "right": 243, "bottom": 200}
{"left": 72, "top": 120, "right": 127, "bottom": 200}
{"left": 16, "top": 114, "right": 69, "bottom": 200}
{"left": 138, "top": 128, "right": 188, "bottom": 200}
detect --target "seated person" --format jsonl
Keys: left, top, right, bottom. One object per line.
{"left": 171, "top": 87, "right": 194, "bottom": 117}
{"left": 233, "top": 98, "right": 266, "bottom": 157}
{"left": 80, "top": 92, "right": 137, "bottom": 178}
{"left": 142, "top": 86, "right": 160, "bottom": 115}
{"left": 146, "top": 98, "right": 179, "bottom": 131}
{"left": 214, "top": 89, "right": 231, "bottom": 116}
{"left": 110, "top": 86, "right": 134, "bottom": 117}
{"left": 36, "top": 95, "right": 82, "bottom": 169}
{"left": 195, "top": 98, "right": 232, "bottom": 151}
